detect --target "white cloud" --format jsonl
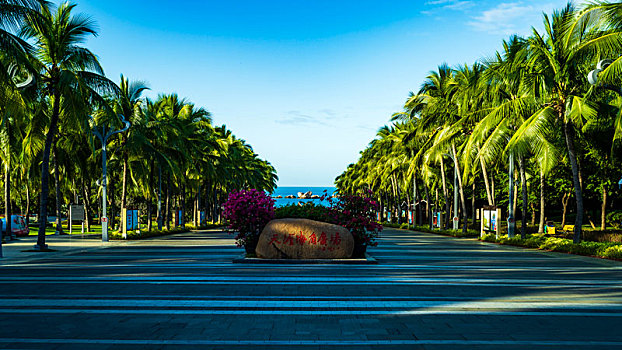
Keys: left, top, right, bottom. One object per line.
{"left": 424, "top": 0, "right": 474, "bottom": 12}
{"left": 467, "top": 1, "right": 575, "bottom": 36}
{"left": 276, "top": 110, "right": 341, "bottom": 126}
{"left": 468, "top": 2, "right": 535, "bottom": 35}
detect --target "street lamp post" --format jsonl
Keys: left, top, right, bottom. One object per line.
{"left": 92, "top": 115, "right": 130, "bottom": 242}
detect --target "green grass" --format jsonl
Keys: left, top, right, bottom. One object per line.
{"left": 28, "top": 224, "right": 103, "bottom": 236}
{"left": 481, "top": 233, "right": 622, "bottom": 260}
{"left": 381, "top": 222, "right": 479, "bottom": 238}
{"left": 28, "top": 221, "right": 223, "bottom": 237}
{"left": 382, "top": 221, "right": 622, "bottom": 261}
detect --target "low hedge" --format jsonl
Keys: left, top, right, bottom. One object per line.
{"left": 274, "top": 203, "right": 335, "bottom": 223}
{"left": 480, "top": 233, "right": 622, "bottom": 260}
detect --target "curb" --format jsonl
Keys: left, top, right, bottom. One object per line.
{"left": 232, "top": 253, "right": 378, "bottom": 264}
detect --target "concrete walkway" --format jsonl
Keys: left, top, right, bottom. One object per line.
{"left": 0, "top": 228, "right": 621, "bottom": 349}
{"left": 0, "top": 233, "right": 129, "bottom": 263}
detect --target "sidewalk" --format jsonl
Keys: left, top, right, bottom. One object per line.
{"left": 0, "top": 234, "right": 128, "bottom": 264}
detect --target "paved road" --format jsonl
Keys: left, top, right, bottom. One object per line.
{"left": 1, "top": 228, "right": 622, "bottom": 349}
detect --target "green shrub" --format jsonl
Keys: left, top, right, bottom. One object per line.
{"left": 481, "top": 234, "right": 497, "bottom": 242}
{"left": 602, "top": 245, "right": 622, "bottom": 260}
{"left": 275, "top": 203, "right": 335, "bottom": 223}
{"left": 607, "top": 211, "right": 622, "bottom": 229}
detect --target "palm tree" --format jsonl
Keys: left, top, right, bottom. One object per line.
{"left": 20, "top": 2, "right": 119, "bottom": 248}
{"left": 112, "top": 74, "right": 149, "bottom": 214}
{"left": 525, "top": 3, "right": 622, "bottom": 242}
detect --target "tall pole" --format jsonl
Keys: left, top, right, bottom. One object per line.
{"left": 92, "top": 116, "right": 130, "bottom": 243}
{"left": 453, "top": 161, "right": 459, "bottom": 230}
{"left": 101, "top": 131, "right": 108, "bottom": 241}
{"left": 508, "top": 152, "right": 516, "bottom": 237}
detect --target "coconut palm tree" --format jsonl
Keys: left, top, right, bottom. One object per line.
{"left": 112, "top": 75, "right": 149, "bottom": 213}
{"left": 20, "top": 1, "right": 119, "bottom": 248}
{"left": 524, "top": 3, "right": 622, "bottom": 242}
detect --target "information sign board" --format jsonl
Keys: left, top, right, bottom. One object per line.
{"left": 70, "top": 205, "right": 85, "bottom": 221}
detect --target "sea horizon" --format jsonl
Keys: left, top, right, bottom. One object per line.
{"left": 271, "top": 186, "right": 337, "bottom": 207}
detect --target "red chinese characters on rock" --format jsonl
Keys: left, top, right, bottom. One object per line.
{"left": 296, "top": 231, "right": 307, "bottom": 245}
{"left": 256, "top": 218, "right": 354, "bottom": 259}
{"left": 270, "top": 231, "right": 342, "bottom": 251}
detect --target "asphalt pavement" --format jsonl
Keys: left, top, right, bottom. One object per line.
{"left": 0, "top": 228, "right": 621, "bottom": 349}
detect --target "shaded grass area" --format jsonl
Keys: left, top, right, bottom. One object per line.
{"left": 27, "top": 224, "right": 103, "bottom": 236}
{"left": 108, "top": 222, "right": 224, "bottom": 240}
{"left": 26, "top": 222, "right": 224, "bottom": 239}
{"left": 381, "top": 222, "right": 622, "bottom": 260}
{"left": 381, "top": 222, "right": 479, "bottom": 238}
{"left": 481, "top": 233, "right": 622, "bottom": 260}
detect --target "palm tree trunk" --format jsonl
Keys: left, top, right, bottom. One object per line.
{"left": 82, "top": 183, "right": 91, "bottom": 233}
{"left": 147, "top": 159, "right": 154, "bottom": 232}
{"left": 25, "top": 181, "right": 30, "bottom": 227}
{"left": 157, "top": 165, "right": 162, "bottom": 230}
{"left": 561, "top": 192, "right": 570, "bottom": 227}
{"left": 538, "top": 170, "right": 545, "bottom": 233}
{"left": 147, "top": 198, "right": 153, "bottom": 232}
{"left": 519, "top": 156, "right": 528, "bottom": 239}
{"left": 440, "top": 157, "right": 450, "bottom": 229}
{"left": 4, "top": 160, "right": 11, "bottom": 239}
{"left": 425, "top": 182, "right": 432, "bottom": 229}
{"left": 37, "top": 90, "right": 61, "bottom": 248}
{"left": 121, "top": 153, "right": 128, "bottom": 211}
{"left": 212, "top": 184, "right": 217, "bottom": 223}
{"left": 564, "top": 121, "right": 583, "bottom": 243}
{"left": 53, "top": 145, "right": 64, "bottom": 235}
{"left": 491, "top": 171, "right": 495, "bottom": 206}
{"left": 479, "top": 156, "right": 493, "bottom": 205}
{"left": 181, "top": 183, "right": 185, "bottom": 226}
{"left": 204, "top": 181, "right": 210, "bottom": 224}
{"left": 530, "top": 203, "right": 536, "bottom": 226}
{"left": 471, "top": 182, "right": 476, "bottom": 228}
{"left": 601, "top": 185, "right": 607, "bottom": 230}
{"left": 165, "top": 173, "right": 171, "bottom": 230}
{"left": 451, "top": 143, "right": 468, "bottom": 233}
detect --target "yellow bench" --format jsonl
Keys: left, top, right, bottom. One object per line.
{"left": 562, "top": 225, "right": 575, "bottom": 231}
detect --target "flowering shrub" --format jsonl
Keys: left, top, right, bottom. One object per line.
{"left": 275, "top": 190, "right": 382, "bottom": 247}
{"left": 328, "top": 190, "right": 382, "bottom": 247}
{"left": 223, "top": 189, "right": 275, "bottom": 247}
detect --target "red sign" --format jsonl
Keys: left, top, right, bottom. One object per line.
{"left": 269, "top": 231, "right": 342, "bottom": 251}
{"left": 101, "top": 217, "right": 108, "bottom": 223}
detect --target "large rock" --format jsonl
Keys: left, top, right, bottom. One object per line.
{"left": 256, "top": 218, "right": 354, "bottom": 259}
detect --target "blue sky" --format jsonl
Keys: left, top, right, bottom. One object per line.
{"left": 74, "top": 0, "right": 572, "bottom": 186}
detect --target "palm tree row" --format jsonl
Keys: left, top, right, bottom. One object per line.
{"left": 336, "top": 2, "right": 622, "bottom": 243}
{"left": 0, "top": 1, "right": 277, "bottom": 248}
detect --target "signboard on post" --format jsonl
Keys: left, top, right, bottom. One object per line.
{"left": 174, "top": 210, "right": 183, "bottom": 227}
{"left": 69, "top": 204, "right": 85, "bottom": 234}
{"left": 121, "top": 208, "right": 139, "bottom": 239}
{"left": 432, "top": 212, "right": 442, "bottom": 229}
{"left": 200, "top": 211, "right": 206, "bottom": 226}
{"left": 481, "top": 206, "right": 501, "bottom": 238}
{"left": 70, "top": 205, "right": 85, "bottom": 221}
